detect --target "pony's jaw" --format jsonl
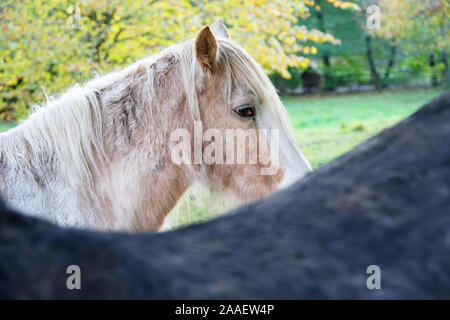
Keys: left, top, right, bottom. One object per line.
{"left": 204, "top": 163, "right": 284, "bottom": 204}
{"left": 257, "top": 103, "right": 312, "bottom": 190}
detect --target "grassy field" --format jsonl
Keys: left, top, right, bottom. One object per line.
{"left": 0, "top": 88, "right": 445, "bottom": 228}
{"left": 0, "top": 121, "right": 17, "bottom": 132}
{"left": 283, "top": 88, "right": 445, "bottom": 169}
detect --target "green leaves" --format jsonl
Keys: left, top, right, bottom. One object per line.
{"left": 0, "top": 0, "right": 353, "bottom": 120}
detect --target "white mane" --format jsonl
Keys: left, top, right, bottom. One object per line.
{"left": 1, "top": 86, "right": 104, "bottom": 186}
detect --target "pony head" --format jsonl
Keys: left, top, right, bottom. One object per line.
{"left": 170, "top": 20, "right": 312, "bottom": 204}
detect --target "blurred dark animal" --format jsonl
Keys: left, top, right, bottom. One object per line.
{"left": 0, "top": 91, "right": 449, "bottom": 299}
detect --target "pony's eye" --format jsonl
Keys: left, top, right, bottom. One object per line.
{"left": 234, "top": 105, "right": 255, "bottom": 118}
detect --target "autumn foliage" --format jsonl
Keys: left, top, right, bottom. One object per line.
{"left": 0, "top": 0, "right": 357, "bottom": 120}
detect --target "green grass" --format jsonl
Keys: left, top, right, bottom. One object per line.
{"left": 283, "top": 88, "right": 445, "bottom": 169}
{"left": 0, "top": 89, "right": 445, "bottom": 229}
{"left": 0, "top": 121, "right": 17, "bottom": 132}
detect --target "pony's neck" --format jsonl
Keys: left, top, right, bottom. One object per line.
{"left": 94, "top": 153, "right": 191, "bottom": 231}
{"left": 87, "top": 54, "right": 194, "bottom": 231}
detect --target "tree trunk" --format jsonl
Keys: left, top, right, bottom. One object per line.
{"left": 383, "top": 44, "right": 397, "bottom": 87}
{"left": 365, "top": 35, "right": 381, "bottom": 91}
{"left": 429, "top": 53, "right": 438, "bottom": 87}
{"left": 316, "top": 7, "right": 332, "bottom": 91}
{"left": 442, "top": 50, "right": 449, "bottom": 87}
{"left": 317, "top": 10, "right": 330, "bottom": 68}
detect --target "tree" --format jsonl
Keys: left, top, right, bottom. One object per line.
{"left": 375, "top": 0, "right": 449, "bottom": 87}
{"left": 303, "top": 0, "right": 366, "bottom": 90}
{"left": 0, "top": 0, "right": 356, "bottom": 120}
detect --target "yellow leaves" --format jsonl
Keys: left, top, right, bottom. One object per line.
{"left": 301, "top": 46, "right": 316, "bottom": 55}
{"left": 325, "top": 0, "right": 359, "bottom": 11}
{"left": 7, "top": 76, "right": 19, "bottom": 87}
{"left": 280, "top": 69, "right": 292, "bottom": 79}
{"left": 1, "top": 0, "right": 353, "bottom": 118}
{"left": 300, "top": 58, "right": 310, "bottom": 68}
{"left": 376, "top": 0, "right": 447, "bottom": 52}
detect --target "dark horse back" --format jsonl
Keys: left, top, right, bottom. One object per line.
{"left": 0, "top": 91, "right": 450, "bottom": 299}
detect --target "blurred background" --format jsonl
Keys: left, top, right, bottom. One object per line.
{"left": 0, "top": 0, "right": 448, "bottom": 228}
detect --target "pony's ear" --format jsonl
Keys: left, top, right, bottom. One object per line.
{"left": 210, "top": 19, "right": 230, "bottom": 39}
{"left": 195, "top": 26, "right": 218, "bottom": 73}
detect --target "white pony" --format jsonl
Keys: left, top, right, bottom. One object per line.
{"left": 0, "top": 21, "right": 311, "bottom": 231}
